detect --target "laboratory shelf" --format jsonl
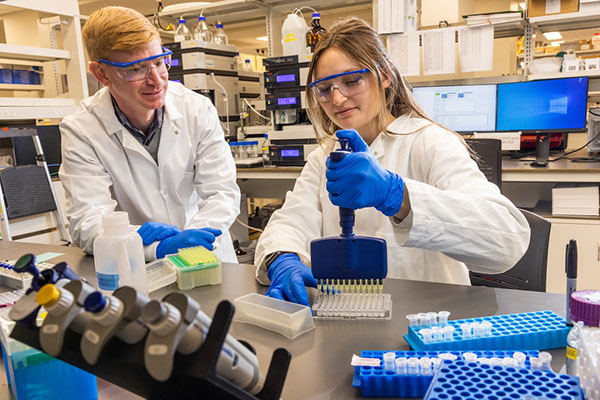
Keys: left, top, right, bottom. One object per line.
{"left": 529, "top": 2, "right": 600, "bottom": 33}
{"left": 404, "top": 310, "right": 570, "bottom": 351}
{"left": 353, "top": 350, "right": 539, "bottom": 398}
{"left": 0, "top": 84, "right": 44, "bottom": 91}
{"left": 424, "top": 360, "right": 584, "bottom": 400}
{"left": 0, "top": 43, "right": 70, "bottom": 62}
{"left": 527, "top": 70, "right": 600, "bottom": 81}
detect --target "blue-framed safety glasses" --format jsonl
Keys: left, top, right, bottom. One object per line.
{"left": 97, "top": 47, "right": 173, "bottom": 82}
{"left": 308, "top": 68, "right": 370, "bottom": 103}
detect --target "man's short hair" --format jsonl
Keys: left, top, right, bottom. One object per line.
{"left": 82, "top": 6, "right": 160, "bottom": 61}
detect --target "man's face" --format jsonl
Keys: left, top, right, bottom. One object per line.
{"left": 100, "top": 39, "right": 169, "bottom": 116}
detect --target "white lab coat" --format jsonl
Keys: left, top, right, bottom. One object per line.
{"left": 255, "top": 114, "right": 530, "bottom": 285}
{"left": 59, "top": 82, "right": 240, "bottom": 263}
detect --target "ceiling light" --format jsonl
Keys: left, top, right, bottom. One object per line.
{"left": 256, "top": 36, "right": 268, "bottom": 42}
{"left": 543, "top": 31, "right": 562, "bottom": 40}
{"left": 551, "top": 41, "right": 564, "bottom": 46}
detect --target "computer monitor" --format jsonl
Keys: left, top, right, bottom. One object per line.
{"left": 496, "top": 77, "right": 588, "bottom": 166}
{"left": 412, "top": 84, "right": 497, "bottom": 133}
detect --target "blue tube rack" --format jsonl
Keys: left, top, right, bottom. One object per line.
{"left": 353, "top": 350, "right": 539, "bottom": 398}
{"left": 404, "top": 310, "right": 570, "bottom": 351}
{"left": 424, "top": 360, "right": 584, "bottom": 400}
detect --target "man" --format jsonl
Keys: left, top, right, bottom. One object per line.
{"left": 59, "top": 6, "right": 240, "bottom": 262}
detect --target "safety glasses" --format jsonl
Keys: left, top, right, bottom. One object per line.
{"left": 97, "top": 47, "right": 173, "bottom": 82}
{"left": 308, "top": 68, "right": 371, "bottom": 103}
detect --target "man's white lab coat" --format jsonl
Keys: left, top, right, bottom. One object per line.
{"left": 255, "top": 114, "right": 530, "bottom": 285}
{"left": 59, "top": 82, "right": 240, "bottom": 262}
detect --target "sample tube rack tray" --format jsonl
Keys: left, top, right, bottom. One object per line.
{"left": 424, "top": 360, "right": 584, "bottom": 400}
{"left": 404, "top": 311, "right": 570, "bottom": 351}
{"left": 353, "top": 350, "right": 539, "bottom": 398}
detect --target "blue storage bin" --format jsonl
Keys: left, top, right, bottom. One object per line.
{"left": 0, "top": 69, "right": 12, "bottom": 84}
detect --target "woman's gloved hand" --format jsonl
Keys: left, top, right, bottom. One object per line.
{"left": 325, "top": 129, "right": 405, "bottom": 216}
{"left": 137, "top": 222, "right": 181, "bottom": 245}
{"left": 156, "top": 228, "right": 222, "bottom": 259}
{"left": 266, "top": 253, "right": 317, "bottom": 307}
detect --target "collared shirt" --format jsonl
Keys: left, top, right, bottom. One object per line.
{"left": 111, "top": 95, "right": 163, "bottom": 163}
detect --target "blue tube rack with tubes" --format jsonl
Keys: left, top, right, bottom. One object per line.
{"left": 424, "top": 360, "right": 584, "bottom": 400}
{"left": 404, "top": 310, "right": 570, "bottom": 351}
{"left": 353, "top": 350, "right": 539, "bottom": 398}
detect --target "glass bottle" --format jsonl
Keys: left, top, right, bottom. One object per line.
{"left": 243, "top": 59, "right": 253, "bottom": 71}
{"left": 174, "top": 19, "right": 192, "bottom": 42}
{"left": 306, "top": 12, "right": 326, "bottom": 53}
{"left": 213, "top": 23, "right": 229, "bottom": 45}
{"left": 234, "top": 52, "right": 243, "bottom": 71}
{"left": 194, "top": 16, "right": 213, "bottom": 43}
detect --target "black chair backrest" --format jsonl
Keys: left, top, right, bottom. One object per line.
{"left": 465, "top": 138, "right": 502, "bottom": 190}
{"left": 470, "top": 209, "right": 550, "bottom": 292}
{"left": 0, "top": 165, "right": 57, "bottom": 219}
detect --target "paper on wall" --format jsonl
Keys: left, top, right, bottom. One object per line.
{"left": 458, "top": 25, "right": 494, "bottom": 72}
{"left": 422, "top": 28, "right": 455, "bottom": 75}
{"left": 389, "top": 32, "right": 420, "bottom": 76}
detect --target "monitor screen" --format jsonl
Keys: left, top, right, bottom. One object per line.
{"left": 276, "top": 74, "right": 296, "bottom": 83}
{"left": 277, "top": 97, "right": 297, "bottom": 106}
{"left": 496, "top": 77, "right": 588, "bottom": 132}
{"left": 412, "top": 84, "right": 497, "bottom": 132}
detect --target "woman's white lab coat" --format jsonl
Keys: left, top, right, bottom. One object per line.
{"left": 59, "top": 82, "right": 240, "bottom": 262}
{"left": 255, "top": 114, "right": 530, "bottom": 285}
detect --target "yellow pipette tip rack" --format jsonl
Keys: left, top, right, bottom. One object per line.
{"left": 36, "top": 284, "right": 60, "bottom": 307}
{"left": 165, "top": 246, "right": 222, "bottom": 290}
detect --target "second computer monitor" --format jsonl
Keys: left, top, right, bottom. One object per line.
{"left": 412, "top": 84, "right": 497, "bottom": 133}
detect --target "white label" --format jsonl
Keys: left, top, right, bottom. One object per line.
{"left": 148, "top": 344, "right": 168, "bottom": 356}
{"left": 351, "top": 354, "right": 381, "bottom": 367}
{"left": 42, "top": 324, "right": 59, "bottom": 334}
{"left": 206, "top": 59, "right": 214, "bottom": 68}
{"left": 85, "top": 330, "right": 100, "bottom": 345}
{"left": 546, "top": 0, "right": 561, "bottom": 14}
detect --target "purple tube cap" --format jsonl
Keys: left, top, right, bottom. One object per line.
{"left": 569, "top": 290, "right": 600, "bottom": 327}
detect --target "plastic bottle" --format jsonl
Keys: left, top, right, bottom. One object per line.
{"left": 262, "top": 133, "right": 270, "bottom": 164}
{"left": 566, "top": 290, "right": 600, "bottom": 376}
{"left": 174, "top": 19, "right": 192, "bottom": 42}
{"left": 93, "top": 212, "right": 147, "bottom": 295}
{"left": 243, "top": 59, "right": 253, "bottom": 71}
{"left": 193, "top": 16, "right": 213, "bottom": 43}
{"left": 234, "top": 52, "right": 243, "bottom": 71}
{"left": 281, "top": 12, "right": 309, "bottom": 57}
{"left": 593, "top": 33, "right": 600, "bottom": 50}
{"left": 306, "top": 12, "right": 326, "bottom": 52}
{"left": 213, "top": 23, "right": 228, "bottom": 45}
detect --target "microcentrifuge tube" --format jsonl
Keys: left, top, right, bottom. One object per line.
{"left": 482, "top": 321, "right": 493, "bottom": 336}
{"left": 420, "top": 328, "right": 433, "bottom": 344}
{"left": 502, "top": 357, "right": 518, "bottom": 368}
{"left": 539, "top": 351, "right": 552, "bottom": 371}
{"left": 416, "top": 313, "right": 427, "bottom": 328}
{"left": 460, "top": 323, "right": 472, "bottom": 339}
{"left": 438, "top": 353, "right": 458, "bottom": 361}
{"left": 432, "top": 326, "right": 443, "bottom": 343}
{"left": 463, "top": 352, "right": 478, "bottom": 363}
{"left": 530, "top": 357, "right": 542, "bottom": 371}
{"left": 383, "top": 352, "right": 396, "bottom": 370}
{"left": 490, "top": 357, "right": 503, "bottom": 366}
{"left": 406, "top": 314, "right": 418, "bottom": 328}
{"left": 407, "top": 357, "right": 419, "bottom": 374}
{"left": 437, "top": 311, "right": 450, "bottom": 326}
{"left": 472, "top": 322, "right": 483, "bottom": 338}
{"left": 513, "top": 351, "right": 526, "bottom": 368}
{"left": 442, "top": 325, "right": 455, "bottom": 341}
{"left": 478, "top": 357, "right": 490, "bottom": 365}
{"left": 419, "top": 357, "right": 432, "bottom": 375}
{"left": 395, "top": 357, "right": 408, "bottom": 374}
{"left": 426, "top": 312, "right": 437, "bottom": 327}
{"left": 431, "top": 357, "right": 442, "bottom": 372}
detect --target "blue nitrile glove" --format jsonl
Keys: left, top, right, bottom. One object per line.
{"left": 155, "top": 228, "right": 222, "bottom": 259}
{"left": 266, "top": 253, "right": 317, "bottom": 307}
{"left": 326, "top": 129, "right": 405, "bottom": 216}
{"left": 137, "top": 222, "right": 181, "bottom": 245}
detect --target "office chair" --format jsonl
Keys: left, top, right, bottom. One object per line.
{"left": 470, "top": 209, "right": 550, "bottom": 292}
{"left": 465, "top": 138, "right": 502, "bottom": 190}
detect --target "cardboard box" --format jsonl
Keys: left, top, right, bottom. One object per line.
{"left": 527, "top": 0, "right": 579, "bottom": 18}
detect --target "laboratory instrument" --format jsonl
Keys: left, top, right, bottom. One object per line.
{"left": 141, "top": 291, "right": 264, "bottom": 393}
{"left": 80, "top": 287, "right": 151, "bottom": 365}
{"left": 310, "top": 138, "right": 390, "bottom": 319}
{"left": 306, "top": 13, "right": 326, "bottom": 52}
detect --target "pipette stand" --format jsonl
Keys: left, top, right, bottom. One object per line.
{"left": 10, "top": 300, "right": 291, "bottom": 400}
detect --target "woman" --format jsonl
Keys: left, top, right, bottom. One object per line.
{"left": 254, "top": 18, "right": 530, "bottom": 307}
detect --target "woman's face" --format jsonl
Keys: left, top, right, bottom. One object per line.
{"left": 313, "top": 47, "right": 382, "bottom": 143}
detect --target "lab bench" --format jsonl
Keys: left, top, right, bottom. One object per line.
{"left": 0, "top": 241, "right": 573, "bottom": 400}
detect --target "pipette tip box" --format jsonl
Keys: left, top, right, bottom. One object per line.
{"left": 165, "top": 246, "right": 222, "bottom": 290}
{"left": 404, "top": 310, "right": 570, "bottom": 351}
{"left": 424, "top": 360, "right": 584, "bottom": 400}
{"left": 353, "top": 350, "right": 539, "bottom": 398}
{"left": 233, "top": 293, "right": 314, "bottom": 339}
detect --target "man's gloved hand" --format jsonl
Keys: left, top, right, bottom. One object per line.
{"left": 137, "top": 222, "right": 181, "bottom": 245}
{"left": 156, "top": 228, "right": 222, "bottom": 259}
{"left": 326, "top": 129, "right": 405, "bottom": 216}
{"left": 266, "top": 253, "right": 317, "bottom": 307}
